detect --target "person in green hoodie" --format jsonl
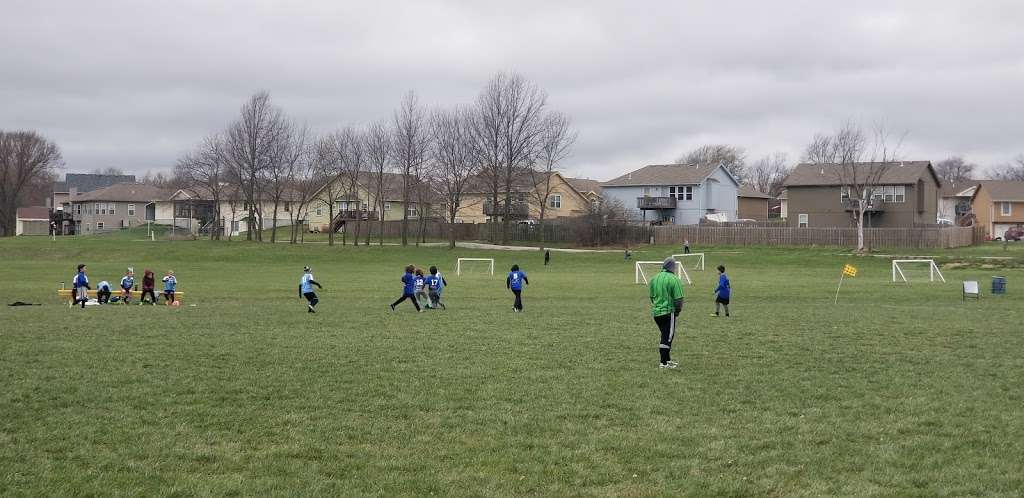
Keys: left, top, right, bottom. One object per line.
{"left": 649, "top": 256, "right": 684, "bottom": 369}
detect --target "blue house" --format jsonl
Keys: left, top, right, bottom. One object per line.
{"left": 601, "top": 163, "right": 739, "bottom": 225}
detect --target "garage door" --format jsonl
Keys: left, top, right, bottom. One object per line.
{"left": 994, "top": 223, "right": 1017, "bottom": 240}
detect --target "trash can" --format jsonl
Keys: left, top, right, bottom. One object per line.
{"left": 992, "top": 276, "right": 1007, "bottom": 295}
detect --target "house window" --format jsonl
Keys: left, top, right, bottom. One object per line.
{"left": 548, "top": 194, "right": 561, "bottom": 209}
{"left": 642, "top": 187, "right": 651, "bottom": 197}
{"left": 231, "top": 221, "right": 240, "bottom": 233}
{"left": 284, "top": 202, "right": 290, "bottom": 213}
{"left": 668, "top": 186, "right": 692, "bottom": 201}
{"left": 798, "top": 214, "right": 809, "bottom": 228}
{"left": 75, "top": 204, "right": 81, "bottom": 215}
{"left": 109, "top": 203, "right": 115, "bottom": 216}
{"left": 86, "top": 223, "right": 91, "bottom": 232}
{"left": 127, "top": 204, "right": 135, "bottom": 216}
{"left": 407, "top": 204, "right": 418, "bottom": 217}
{"left": 315, "top": 207, "right": 323, "bottom": 217}
{"left": 1002, "top": 202, "right": 1012, "bottom": 216}
{"left": 893, "top": 186, "right": 905, "bottom": 203}
{"left": 362, "top": 202, "right": 369, "bottom": 210}
{"left": 384, "top": 202, "right": 391, "bottom": 211}
{"left": 840, "top": 186, "right": 850, "bottom": 202}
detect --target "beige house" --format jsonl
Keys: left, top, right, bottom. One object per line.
{"left": 16, "top": 207, "right": 50, "bottom": 236}
{"left": 305, "top": 173, "right": 439, "bottom": 231}
{"left": 565, "top": 177, "right": 603, "bottom": 212}
{"left": 970, "top": 181, "right": 1024, "bottom": 239}
{"left": 70, "top": 183, "right": 168, "bottom": 234}
{"left": 160, "top": 186, "right": 307, "bottom": 237}
{"left": 457, "top": 172, "right": 592, "bottom": 224}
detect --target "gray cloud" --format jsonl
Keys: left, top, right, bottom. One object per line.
{"left": 2, "top": 0, "right": 1022, "bottom": 179}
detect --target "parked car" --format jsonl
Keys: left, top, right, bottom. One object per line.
{"left": 517, "top": 220, "right": 538, "bottom": 227}
{"left": 936, "top": 218, "right": 954, "bottom": 226}
{"left": 1004, "top": 226, "right": 1024, "bottom": 241}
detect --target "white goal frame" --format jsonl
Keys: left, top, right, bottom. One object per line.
{"left": 635, "top": 261, "right": 691, "bottom": 285}
{"left": 671, "top": 253, "right": 705, "bottom": 271}
{"left": 456, "top": 258, "right": 494, "bottom": 276}
{"left": 892, "top": 259, "right": 945, "bottom": 283}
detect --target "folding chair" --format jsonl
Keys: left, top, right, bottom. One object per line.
{"left": 963, "top": 281, "right": 980, "bottom": 302}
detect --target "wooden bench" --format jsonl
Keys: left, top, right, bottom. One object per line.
{"left": 57, "top": 289, "right": 185, "bottom": 303}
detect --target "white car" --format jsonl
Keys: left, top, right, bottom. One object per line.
{"left": 936, "top": 218, "right": 954, "bottom": 226}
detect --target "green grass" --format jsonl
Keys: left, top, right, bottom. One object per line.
{"left": 1, "top": 235, "right": 1023, "bottom": 496}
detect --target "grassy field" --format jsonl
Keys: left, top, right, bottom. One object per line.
{"left": 2, "top": 231, "right": 1023, "bottom": 496}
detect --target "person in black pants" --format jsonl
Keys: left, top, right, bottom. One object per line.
{"left": 390, "top": 265, "right": 422, "bottom": 312}
{"left": 506, "top": 264, "right": 529, "bottom": 312}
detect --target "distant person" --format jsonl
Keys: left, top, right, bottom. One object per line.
{"left": 119, "top": 268, "right": 135, "bottom": 305}
{"left": 649, "top": 256, "right": 683, "bottom": 369}
{"left": 390, "top": 265, "right": 422, "bottom": 312}
{"left": 413, "top": 268, "right": 429, "bottom": 309}
{"left": 426, "top": 266, "right": 448, "bottom": 310}
{"left": 683, "top": 240, "right": 691, "bottom": 254}
{"left": 712, "top": 265, "right": 731, "bottom": 317}
{"left": 162, "top": 270, "right": 177, "bottom": 304}
{"left": 140, "top": 269, "right": 157, "bottom": 305}
{"left": 299, "top": 266, "right": 323, "bottom": 313}
{"left": 507, "top": 264, "right": 529, "bottom": 312}
{"left": 73, "top": 264, "right": 90, "bottom": 309}
{"left": 624, "top": 248, "right": 632, "bottom": 261}
{"left": 96, "top": 280, "right": 112, "bottom": 304}
{"left": 544, "top": 249, "right": 551, "bottom": 266}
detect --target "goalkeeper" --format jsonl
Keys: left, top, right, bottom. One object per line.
{"left": 649, "top": 256, "right": 684, "bottom": 369}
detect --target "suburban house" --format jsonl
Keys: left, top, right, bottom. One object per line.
{"left": 776, "top": 190, "right": 788, "bottom": 220}
{"left": 737, "top": 186, "right": 771, "bottom": 221}
{"left": 782, "top": 161, "right": 941, "bottom": 228}
{"left": 456, "top": 171, "right": 591, "bottom": 224}
{"left": 565, "top": 177, "right": 603, "bottom": 212}
{"left": 49, "top": 173, "right": 136, "bottom": 234}
{"left": 969, "top": 181, "right": 1024, "bottom": 239}
{"left": 600, "top": 163, "right": 739, "bottom": 225}
{"left": 306, "top": 172, "right": 440, "bottom": 231}
{"left": 161, "top": 185, "right": 308, "bottom": 237}
{"left": 937, "top": 182, "right": 978, "bottom": 224}
{"left": 69, "top": 183, "right": 168, "bottom": 234}
{"left": 16, "top": 207, "right": 50, "bottom": 236}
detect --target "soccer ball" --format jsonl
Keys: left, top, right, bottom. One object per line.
{"left": 172, "top": 300, "right": 181, "bottom": 307}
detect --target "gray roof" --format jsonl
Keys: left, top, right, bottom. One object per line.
{"left": 783, "top": 161, "right": 940, "bottom": 187}
{"left": 73, "top": 183, "right": 169, "bottom": 202}
{"left": 602, "top": 163, "right": 723, "bottom": 187}
{"left": 738, "top": 185, "right": 771, "bottom": 199}
{"left": 939, "top": 182, "right": 978, "bottom": 198}
{"left": 974, "top": 180, "right": 1024, "bottom": 202}
{"left": 54, "top": 173, "right": 137, "bottom": 194}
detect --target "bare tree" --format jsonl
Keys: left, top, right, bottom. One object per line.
{"left": 266, "top": 121, "right": 308, "bottom": 243}
{"left": 174, "top": 134, "right": 228, "bottom": 239}
{"left": 934, "top": 156, "right": 976, "bottom": 184}
{"left": 392, "top": 91, "right": 430, "bottom": 246}
{"left": 312, "top": 134, "right": 346, "bottom": 247}
{"left": 804, "top": 120, "right": 903, "bottom": 252}
{"left": 991, "top": 154, "right": 1024, "bottom": 181}
{"left": 0, "top": 131, "right": 63, "bottom": 237}
{"left": 528, "top": 111, "right": 576, "bottom": 244}
{"left": 364, "top": 121, "right": 393, "bottom": 246}
{"left": 286, "top": 136, "right": 319, "bottom": 244}
{"left": 471, "top": 72, "right": 548, "bottom": 244}
{"left": 747, "top": 152, "right": 790, "bottom": 197}
{"left": 677, "top": 144, "right": 748, "bottom": 182}
{"left": 431, "top": 106, "right": 481, "bottom": 248}
{"left": 337, "top": 128, "right": 367, "bottom": 246}
{"left": 224, "top": 91, "right": 288, "bottom": 241}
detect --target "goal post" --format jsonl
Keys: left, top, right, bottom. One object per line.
{"left": 671, "top": 252, "right": 705, "bottom": 271}
{"left": 635, "top": 261, "right": 691, "bottom": 285}
{"left": 891, "top": 259, "right": 945, "bottom": 283}
{"left": 456, "top": 257, "right": 494, "bottom": 276}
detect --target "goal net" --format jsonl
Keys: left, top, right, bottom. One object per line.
{"left": 891, "top": 259, "right": 945, "bottom": 283}
{"left": 635, "top": 261, "right": 691, "bottom": 285}
{"left": 671, "top": 252, "right": 705, "bottom": 271}
{"left": 456, "top": 257, "right": 494, "bottom": 276}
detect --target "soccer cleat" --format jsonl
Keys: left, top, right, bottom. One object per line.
{"left": 659, "top": 362, "right": 677, "bottom": 369}
{"left": 666, "top": 360, "right": 679, "bottom": 367}
{"left": 390, "top": 304, "right": 395, "bottom": 311}
{"left": 710, "top": 313, "right": 719, "bottom": 317}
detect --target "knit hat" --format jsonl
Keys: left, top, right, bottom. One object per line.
{"left": 662, "top": 256, "right": 676, "bottom": 271}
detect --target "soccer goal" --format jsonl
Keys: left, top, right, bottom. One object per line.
{"left": 671, "top": 252, "right": 705, "bottom": 271}
{"left": 892, "top": 259, "right": 945, "bottom": 283}
{"left": 635, "top": 261, "right": 691, "bottom": 285}
{"left": 456, "top": 258, "right": 494, "bottom": 276}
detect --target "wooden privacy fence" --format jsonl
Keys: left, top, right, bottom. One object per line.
{"left": 345, "top": 220, "right": 980, "bottom": 249}
{"left": 652, "top": 225, "right": 981, "bottom": 249}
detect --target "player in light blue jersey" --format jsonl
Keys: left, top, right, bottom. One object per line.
{"left": 162, "top": 270, "right": 178, "bottom": 303}
{"left": 119, "top": 268, "right": 135, "bottom": 305}
{"left": 299, "top": 266, "right": 323, "bottom": 313}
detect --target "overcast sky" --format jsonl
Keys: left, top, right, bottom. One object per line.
{"left": 2, "top": 0, "right": 1022, "bottom": 181}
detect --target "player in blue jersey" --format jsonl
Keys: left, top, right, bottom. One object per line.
{"left": 390, "top": 264, "right": 422, "bottom": 312}
{"left": 96, "top": 280, "right": 112, "bottom": 304}
{"left": 425, "top": 266, "right": 448, "bottom": 310}
{"left": 712, "top": 265, "right": 731, "bottom": 317}
{"left": 73, "top": 264, "right": 90, "bottom": 308}
{"left": 299, "top": 266, "right": 323, "bottom": 313}
{"left": 162, "top": 270, "right": 178, "bottom": 303}
{"left": 506, "top": 264, "right": 529, "bottom": 312}
{"left": 413, "top": 268, "right": 429, "bottom": 309}
{"left": 119, "top": 268, "right": 135, "bottom": 305}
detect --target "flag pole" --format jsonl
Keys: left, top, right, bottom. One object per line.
{"left": 833, "top": 272, "right": 846, "bottom": 304}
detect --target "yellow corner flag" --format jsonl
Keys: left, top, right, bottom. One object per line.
{"left": 842, "top": 264, "right": 858, "bottom": 277}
